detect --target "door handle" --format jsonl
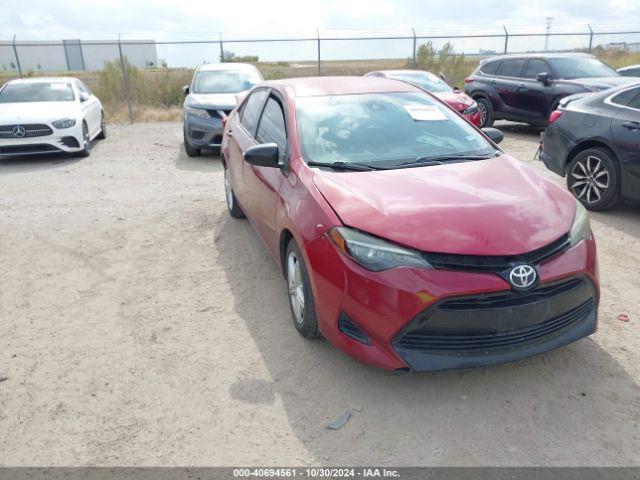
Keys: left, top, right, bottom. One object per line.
{"left": 516, "top": 84, "right": 528, "bottom": 92}
{"left": 622, "top": 121, "right": 640, "bottom": 131}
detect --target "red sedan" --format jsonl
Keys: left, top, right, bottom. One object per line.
{"left": 365, "top": 69, "right": 482, "bottom": 126}
{"left": 221, "top": 77, "right": 598, "bottom": 372}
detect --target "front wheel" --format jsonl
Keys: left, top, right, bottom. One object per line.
{"left": 78, "top": 122, "right": 92, "bottom": 157}
{"left": 183, "top": 126, "right": 201, "bottom": 157}
{"left": 567, "top": 148, "right": 621, "bottom": 211}
{"left": 476, "top": 97, "right": 494, "bottom": 128}
{"left": 285, "top": 240, "right": 320, "bottom": 339}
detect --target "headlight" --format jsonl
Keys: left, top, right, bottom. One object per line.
{"left": 328, "top": 227, "right": 433, "bottom": 271}
{"left": 569, "top": 201, "right": 591, "bottom": 247}
{"left": 462, "top": 102, "right": 478, "bottom": 115}
{"left": 52, "top": 118, "right": 76, "bottom": 129}
{"left": 187, "top": 106, "right": 210, "bottom": 119}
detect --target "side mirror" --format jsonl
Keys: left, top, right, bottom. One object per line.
{"left": 183, "top": 85, "right": 190, "bottom": 95}
{"left": 244, "top": 143, "right": 280, "bottom": 168}
{"left": 79, "top": 92, "right": 90, "bottom": 102}
{"left": 482, "top": 127, "right": 504, "bottom": 145}
{"left": 536, "top": 72, "right": 552, "bottom": 85}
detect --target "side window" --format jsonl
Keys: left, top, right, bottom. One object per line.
{"left": 240, "top": 89, "right": 268, "bottom": 135}
{"left": 523, "top": 59, "right": 549, "bottom": 79}
{"left": 480, "top": 61, "right": 500, "bottom": 75}
{"left": 611, "top": 87, "right": 640, "bottom": 109}
{"left": 498, "top": 59, "right": 526, "bottom": 78}
{"left": 256, "top": 97, "right": 287, "bottom": 161}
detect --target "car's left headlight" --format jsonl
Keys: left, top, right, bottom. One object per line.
{"left": 187, "top": 106, "right": 210, "bottom": 119}
{"left": 569, "top": 201, "right": 592, "bottom": 247}
{"left": 52, "top": 118, "right": 76, "bottom": 129}
{"left": 328, "top": 226, "right": 433, "bottom": 271}
{"left": 462, "top": 102, "right": 478, "bottom": 115}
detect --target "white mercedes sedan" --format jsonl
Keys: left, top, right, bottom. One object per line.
{"left": 0, "top": 77, "right": 105, "bottom": 158}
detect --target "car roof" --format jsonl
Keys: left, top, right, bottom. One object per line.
{"left": 262, "top": 76, "right": 420, "bottom": 97}
{"left": 196, "top": 62, "right": 260, "bottom": 72}
{"left": 480, "top": 52, "right": 595, "bottom": 64}
{"left": 7, "top": 76, "right": 76, "bottom": 84}
{"left": 373, "top": 69, "right": 439, "bottom": 77}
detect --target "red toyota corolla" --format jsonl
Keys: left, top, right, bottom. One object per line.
{"left": 220, "top": 77, "right": 598, "bottom": 372}
{"left": 365, "top": 69, "right": 482, "bottom": 126}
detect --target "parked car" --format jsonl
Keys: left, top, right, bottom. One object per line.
{"left": 540, "top": 82, "right": 640, "bottom": 210}
{"left": 465, "top": 53, "right": 639, "bottom": 128}
{"left": 365, "top": 70, "right": 481, "bottom": 126}
{"left": 618, "top": 65, "right": 640, "bottom": 77}
{"left": 221, "top": 76, "right": 598, "bottom": 372}
{"left": 0, "top": 77, "right": 105, "bottom": 158}
{"left": 183, "top": 63, "right": 263, "bottom": 157}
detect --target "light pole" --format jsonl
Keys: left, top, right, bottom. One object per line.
{"left": 545, "top": 17, "right": 554, "bottom": 51}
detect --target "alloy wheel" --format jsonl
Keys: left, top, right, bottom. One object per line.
{"left": 478, "top": 102, "right": 487, "bottom": 126}
{"left": 570, "top": 155, "right": 610, "bottom": 205}
{"left": 287, "top": 250, "right": 305, "bottom": 326}
{"left": 224, "top": 169, "right": 234, "bottom": 210}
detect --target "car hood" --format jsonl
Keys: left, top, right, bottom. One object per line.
{"left": 0, "top": 101, "right": 79, "bottom": 123}
{"left": 561, "top": 76, "right": 640, "bottom": 90}
{"left": 312, "top": 155, "right": 576, "bottom": 256}
{"left": 187, "top": 92, "right": 241, "bottom": 109}
{"left": 432, "top": 90, "right": 474, "bottom": 111}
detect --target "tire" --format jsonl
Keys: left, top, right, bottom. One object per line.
{"left": 183, "top": 126, "right": 201, "bottom": 157}
{"left": 285, "top": 239, "right": 320, "bottom": 339}
{"left": 476, "top": 97, "right": 494, "bottom": 128}
{"left": 224, "top": 167, "right": 245, "bottom": 218}
{"left": 567, "top": 147, "right": 621, "bottom": 211}
{"left": 96, "top": 113, "right": 107, "bottom": 140}
{"left": 78, "top": 121, "right": 92, "bottom": 157}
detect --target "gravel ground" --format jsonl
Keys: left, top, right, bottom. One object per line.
{"left": 0, "top": 121, "right": 638, "bottom": 467}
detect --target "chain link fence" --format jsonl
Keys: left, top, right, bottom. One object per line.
{"left": 2, "top": 23, "right": 639, "bottom": 123}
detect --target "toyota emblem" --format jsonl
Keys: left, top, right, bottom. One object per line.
{"left": 509, "top": 264, "right": 537, "bottom": 290}
{"left": 12, "top": 125, "right": 26, "bottom": 138}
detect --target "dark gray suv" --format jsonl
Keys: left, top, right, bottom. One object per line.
{"left": 465, "top": 53, "right": 639, "bottom": 128}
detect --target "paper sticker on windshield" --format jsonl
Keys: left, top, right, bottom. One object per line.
{"left": 404, "top": 104, "right": 447, "bottom": 121}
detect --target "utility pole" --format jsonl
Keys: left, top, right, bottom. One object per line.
{"left": 544, "top": 17, "right": 554, "bottom": 52}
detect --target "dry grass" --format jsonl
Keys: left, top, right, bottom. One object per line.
{"left": 1, "top": 46, "right": 639, "bottom": 124}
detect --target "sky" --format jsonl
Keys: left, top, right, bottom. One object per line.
{"left": 1, "top": 0, "right": 639, "bottom": 66}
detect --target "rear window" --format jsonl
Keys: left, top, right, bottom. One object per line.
{"left": 480, "top": 61, "right": 500, "bottom": 75}
{"left": 498, "top": 59, "right": 526, "bottom": 78}
{"left": 610, "top": 86, "right": 640, "bottom": 108}
{"left": 0, "top": 82, "right": 75, "bottom": 103}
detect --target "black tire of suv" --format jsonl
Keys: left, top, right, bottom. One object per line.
{"left": 476, "top": 97, "right": 494, "bottom": 128}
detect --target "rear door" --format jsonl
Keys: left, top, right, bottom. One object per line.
{"left": 242, "top": 93, "right": 289, "bottom": 254}
{"left": 493, "top": 58, "right": 527, "bottom": 116}
{"left": 224, "top": 88, "right": 268, "bottom": 206}
{"left": 518, "top": 58, "right": 554, "bottom": 122}
{"left": 610, "top": 86, "right": 640, "bottom": 198}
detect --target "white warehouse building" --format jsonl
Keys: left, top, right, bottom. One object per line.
{"left": 0, "top": 39, "right": 158, "bottom": 73}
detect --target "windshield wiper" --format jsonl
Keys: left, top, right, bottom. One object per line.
{"left": 306, "top": 161, "right": 389, "bottom": 171}
{"left": 392, "top": 152, "right": 499, "bottom": 169}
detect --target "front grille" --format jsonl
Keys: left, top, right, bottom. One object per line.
{"left": 393, "top": 276, "right": 595, "bottom": 358}
{"left": 0, "top": 144, "right": 60, "bottom": 155}
{"left": 0, "top": 124, "right": 53, "bottom": 138}
{"left": 398, "top": 299, "right": 593, "bottom": 352}
{"left": 205, "top": 109, "right": 233, "bottom": 119}
{"left": 422, "top": 234, "right": 570, "bottom": 273}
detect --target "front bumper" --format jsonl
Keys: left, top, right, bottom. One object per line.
{"left": 0, "top": 124, "right": 84, "bottom": 157}
{"left": 184, "top": 112, "right": 225, "bottom": 149}
{"left": 306, "top": 234, "right": 598, "bottom": 372}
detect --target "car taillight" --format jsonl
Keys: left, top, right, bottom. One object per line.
{"left": 549, "top": 110, "right": 563, "bottom": 125}
{"left": 464, "top": 78, "right": 473, "bottom": 83}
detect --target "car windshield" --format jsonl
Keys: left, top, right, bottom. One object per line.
{"left": 388, "top": 72, "right": 452, "bottom": 93}
{"left": 193, "top": 70, "right": 262, "bottom": 94}
{"left": 296, "top": 91, "right": 496, "bottom": 166}
{"left": 549, "top": 57, "right": 618, "bottom": 79}
{"left": 0, "top": 82, "right": 75, "bottom": 103}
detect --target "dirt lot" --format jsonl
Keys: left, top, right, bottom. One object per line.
{"left": 0, "top": 122, "right": 639, "bottom": 466}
